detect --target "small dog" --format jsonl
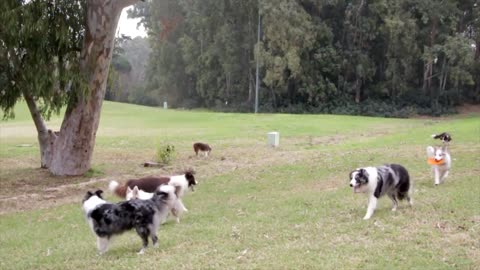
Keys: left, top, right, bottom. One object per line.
{"left": 126, "top": 185, "right": 188, "bottom": 223}
{"left": 427, "top": 145, "right": 452, "bottom": 185}
{"left": 193, "top": 142, "right": 211, "bottom": 157}
{"left": 82, "top": 186, "right": 176, "bottom": 255}
{"left": 126, "top": 185, "right": 155, "bottom": 201}
{"left": 349, "top": 164, "right": 412, "bottom": 220}
{"left": 431, "top": 132, "right": 452, "bottom": 144}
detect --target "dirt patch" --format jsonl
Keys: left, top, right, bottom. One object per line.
{"left": 0, "top": 126, "right": 478, "bottom": 215}
{"left": 0, "top": 137, "right": 318, "bottom": 214}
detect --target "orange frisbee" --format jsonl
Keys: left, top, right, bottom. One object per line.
{"left": 427, "top": 158, "right": 445, "bottom": 165}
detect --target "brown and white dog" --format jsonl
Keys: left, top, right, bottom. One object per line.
{"left": 193, "top": 142, "right": 211, "bottom": 157}
{"left": 109, "top": 171, "right": 197, "bottom": 198}
{"left": 427, "top": 145, "right": 452, "bottom": 185}
{"left": 109, "top": 171, "right": 197, "bottom": 220}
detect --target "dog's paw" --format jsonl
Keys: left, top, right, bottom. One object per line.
{"left": 137, "top": 249, "right": 145, "bottom": 255}
{"left": 391, "top": 208, "right": 397, "bottom": 212}
{"left": 363, "top": 216, "right": 371, "bottom": 220}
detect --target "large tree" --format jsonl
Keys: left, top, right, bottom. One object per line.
{"left": 0, "top": 0, "right": 141, "bottom": 176}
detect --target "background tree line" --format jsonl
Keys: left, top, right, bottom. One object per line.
{"left": 110, "top": 0, "right": 479, "bottom": 117}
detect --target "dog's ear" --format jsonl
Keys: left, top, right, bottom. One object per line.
{"left": 155, "top": 190, "right": 169, "bottom": 198}
{"left": 127, "top": 186, "right": 132, "bottom": 193}
{"left": 133, "top": 186, "right": 139, "bottom": 196}
{"left": 185, "top": 171, "right": 196, "bottom": 184}
{"left": 94, "top": 190, "right": 104, "bottom": 198}
{"left": 426, "top": 146, "right": 435, "bottom": 157}
{"left": 185, "top": 168, "right": 196, "bottom": 175}
{"left": 359, "top": 168, "right": 370, "bottom": 179}
{"left": 349, "top": 170, "right": 356, "bottom": 180}
{"left": 82, "top": 191, "right": 94, "bottom": 202}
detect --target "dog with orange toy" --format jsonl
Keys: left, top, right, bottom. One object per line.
{"left": 427, "top": 132, "right": 452, "bottom": 186}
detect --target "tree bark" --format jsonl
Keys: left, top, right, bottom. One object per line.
{"left": 22, "top": 91, "right": 57, "bottom": 168}
{"left": 423, "top": 18, "right": 437, "bottom": 96}
{"left": 247, "top": 70, "right": 254, "bottom": 103}
{"left": 354, "top": 77, "right": 361, "bottom": 103}
{"left": 475, "top": 39, "right": 480, "bottom": 101}
{"left": 47, "top": 0, "right": 140, "bottom": 176}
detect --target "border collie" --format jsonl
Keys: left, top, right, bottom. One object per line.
{"left": 109, "top": 171, "right": 197, "bottom": 199}
{"left": 82, "top": 186, "right": 176, "bottom": 255}
{"left": 427, "top": 145, "right": 452, "bottom": 185}
{"left": 349, "top": 164, "right": 412, "bottom": 220}
{"left": 431, "top": 132, "right": 452, "bottom": 144}
{"left": 193, "top": 142, "right": 211, "bottom": 157}
{"left": 126, "top": 185, "right": 188, "bottom": 223}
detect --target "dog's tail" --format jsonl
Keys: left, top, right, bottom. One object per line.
{"left": 108, "top": 180, "right": 127, "bottom": 198}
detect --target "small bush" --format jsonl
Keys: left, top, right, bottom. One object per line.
{"left": 84, "top": 167, "right": 105, "bottom": 177}
{"left": 156, "top": 143, "right": 176, "bottom": 165}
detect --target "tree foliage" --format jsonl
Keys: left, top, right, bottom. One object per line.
{"left": 127, "top": 0, "right": 479, "bottom": 116}
{"left": 0, "top": 0, "right": 85, "bottom": 119}
{"left": 1, "top": 0, "right": 141, "bottom": 175}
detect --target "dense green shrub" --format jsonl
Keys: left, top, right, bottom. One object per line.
{"left": 156, "top": 143, "right": 176, "bottom": 165}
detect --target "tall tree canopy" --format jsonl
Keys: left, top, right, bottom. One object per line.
{"left": 128, "top": 0, "right": 478, "bottom": 116}
{"left": 0, "top": 0, "right": 141, "bottom": 175}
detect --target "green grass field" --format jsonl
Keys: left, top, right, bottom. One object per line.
{"left": 0, "top": 101, "right": 479, "bottom": 270}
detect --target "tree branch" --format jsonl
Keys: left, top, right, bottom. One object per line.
{"left": 22, "top": 91, "right": 48, "bottom": 135}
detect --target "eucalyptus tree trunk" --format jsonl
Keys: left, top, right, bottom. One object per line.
{"left": 23, "top": 92, "right": 56, "bottom": 168}
{"left": 354, "top": 78, "right": 361, "bottom": 103}
{"left": 30, "top": 0, "right": 141, "bottom": 176}
{"left": 423, "top": 18, "right": 437, "bottom": 96}
{"left": 475, "top": 39, "right": 480, "bottom": 101}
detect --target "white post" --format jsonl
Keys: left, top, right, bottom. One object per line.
{"left": 163, "top": 101, "right": 168, "bottom": 109}
{"left": 267, "top": 132, "right": 279, "bottom": 147}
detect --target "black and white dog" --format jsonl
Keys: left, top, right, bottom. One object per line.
{"left": 349, "top": 164, "right": 412, "bottom": 220}
{"left": 82, "top": 186, "right": 176, "bottom": 254}
{"left": 431, "top": 132, "right": 452, "bottom": 144}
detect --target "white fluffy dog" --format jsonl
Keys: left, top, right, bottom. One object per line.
{"left": 427, "top": 145, "right": 452, "bottom": 185}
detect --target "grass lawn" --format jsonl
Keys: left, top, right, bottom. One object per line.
{"left": 0, "top": 101, "right": 479, "bottom": 269}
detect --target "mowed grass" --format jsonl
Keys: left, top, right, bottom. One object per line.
{"left": 0, "top": 101, "right": 479, "bottom": 270}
